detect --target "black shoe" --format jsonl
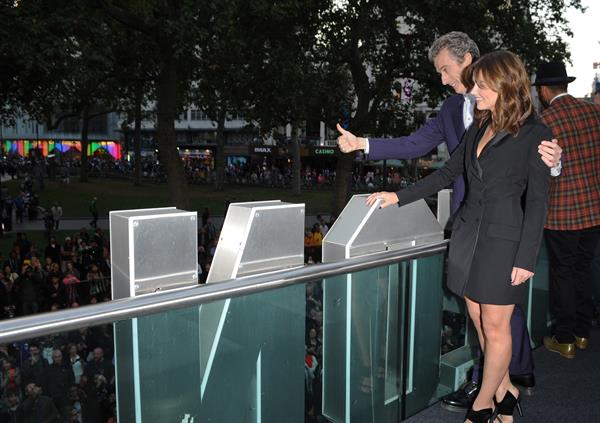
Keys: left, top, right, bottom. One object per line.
{"left": 510, "top": 373, "right": 535, "bottom": 396}
{"left": 441, "top": 381, "right": 479, "bottom": 412}
{"left": 494, "top": 389, "right": 523, "bottom": 418}
{"left": 465, "top": 407, "right": 497, "bottom": 423}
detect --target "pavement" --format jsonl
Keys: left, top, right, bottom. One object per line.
{"left": 405, "top": 325, "right": 600, "bottom": 422}
{"left": 1, "top": 172, "right": 325, "bottom": 232}
{"left": 7, "top": 215, "right": 225, "bottom": 232}
{"left": 10, "top": 217, "right": 112, "bottom": 232}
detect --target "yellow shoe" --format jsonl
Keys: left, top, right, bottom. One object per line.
{"left": 574, "top": 336, "right": 589, "bottom": 350}
{"left": 543, "top": 336, "right": 575, "bottom": 359}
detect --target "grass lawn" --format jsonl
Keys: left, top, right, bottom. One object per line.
{"left": 3, "top": 177, "right": 335, "bottom": 218}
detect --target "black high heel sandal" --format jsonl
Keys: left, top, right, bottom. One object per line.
{"left": 495, "top": 390, "right": 523, "bottom": 419}
{"left": 465, "top": 407, "right": 497, "bottom": 423}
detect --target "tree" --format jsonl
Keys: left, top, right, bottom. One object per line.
{"left": 111, "top": 27, "right": 156, "bottom": 187}
{"left": 189, "top": 0, "right": 251, "bottom": 191}
{"left": 1, "top": 1, "right": 120, "bottom": 181}
{"left": 53, "top": 12, "right": 118, "bottom": 183}
{"left": 0, "top": 3, "right": 22, "bottom": 125}
{"left": 241, "top": 0, "right": 351, "bottom": 196}
{"left": 317, "top": 1, "right": 431, "bottom": 213}
{"left": 98, "top": 0, "right": 210, "bottom": 209}
{"left": 320, "top": 0, "right": 582, "bottom": 214}
{"left": 409, "top": 0, "right": 583, "bottom": 69}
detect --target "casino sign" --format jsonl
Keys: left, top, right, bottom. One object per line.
{"left": 311, "top": 147, "right": 337, "bottom": 156}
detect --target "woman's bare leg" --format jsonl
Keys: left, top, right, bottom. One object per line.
{"left": 465, "top": 301, "right": 514, "bottom": 422}
{"left": 465, "top": 296, "right": 485, "bottom": 350}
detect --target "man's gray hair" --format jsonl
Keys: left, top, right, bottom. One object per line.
{"left": 428, "top": 31, "right": 480, "bottom": 64}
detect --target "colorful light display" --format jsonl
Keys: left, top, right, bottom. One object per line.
{"left": 1, "top": 139, "right": 121, "bottom": 160}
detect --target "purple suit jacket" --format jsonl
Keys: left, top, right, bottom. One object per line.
{"left": 365, "top": 94, "right": 466, "bottom": 212}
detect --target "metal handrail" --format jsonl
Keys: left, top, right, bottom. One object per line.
{"left": 0, "top": 240, "right": 448, "bottom": 344}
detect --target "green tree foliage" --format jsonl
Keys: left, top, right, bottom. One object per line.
{"left": 319, "top": 0, "right": 437, "bottom": 212}
{"left": 320, "top": 0, "right": 582, "bottom": 214}
{"left": 239, "top": 0, "right": 352, "bottom": 195}
{"left": 189, "top": 0, "right": 251, "bottom": 191}
{"left": 0, "top": 3, "right": 21, "bottom": 124}
{"left": 1, "top": 1, "right": 122, "bottom": 181}
{"left": 97, "top": 0, "right": 212, "bottom": 209}
{"left": 1, "top": 0, "right": 582, "bottom": 214}
{"left": 411, "top": 0, "right": 582, "bottom": 69}
{"left": 110, "top": 25, "right": 157, "bottom": 186}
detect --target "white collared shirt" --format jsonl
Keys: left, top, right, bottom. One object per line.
{"left": 546, "top": 92, "right": 567, "bottom": 176}
{"left": 463, "top": 94, "right": 476, "bottom": 129}
{"left": 549, "top": 92, "right": 569, "bottom": 104}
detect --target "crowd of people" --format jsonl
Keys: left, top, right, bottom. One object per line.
{"left": 304, "top": 281, "right": 323, "bottom": 423}
{"left": 0, "top": 328, "right": 116, "bottom": 422}
{"left": 0, "top": 156, "right": 125, "bottom": 185}
{"left": 1, "top": 230, "right": 111, "bottom": 316}
{"left": 0, "top": 200, "right": 332, "bottom": 423}
{"left": 0, "top": 161, "right": 115, "bottom": 421}
{"left": 0, "top": 224, "right": 114, "bottom": 422}
{"left": 0, "top": 154, "right": 419, "bottom": 195}
{"left": 304, "top": 215, "right": 335, "bottom": 265}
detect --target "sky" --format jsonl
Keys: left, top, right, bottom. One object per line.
{"left": 564, "top": 0, "right": 600, "bottom": 97}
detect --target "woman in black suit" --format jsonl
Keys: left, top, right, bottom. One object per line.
{"left": 368, "top": 51, "right": 551, "bottom": 422}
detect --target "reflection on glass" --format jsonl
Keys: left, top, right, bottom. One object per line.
{"left": 0, "top": 324, "right": 116, "bottom": 422}
{"left": 442, "top": 310, "right": 466, "bottom": 355}
{"left": 528, "top": 241, "right": 552, "bottom": 347}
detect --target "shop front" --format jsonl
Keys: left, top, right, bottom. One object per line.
{"left": 1, "top": 139, "right": 121, "bottom": 160}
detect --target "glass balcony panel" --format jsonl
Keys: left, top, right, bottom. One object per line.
{"left": 529, "top": 240, "right": 552, "bottom": 348}
{"left": 403, "top": 254, "right": 446, "bottom": 418}
{"left": 322, "top": 263, "right": 405, "bottom": 423}
{"left": 4, "top": 244, "right": 563, "bottom": 422}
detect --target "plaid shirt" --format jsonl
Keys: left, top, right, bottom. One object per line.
{"left": 541, "top": 95, "right": 600, "bottom": 230}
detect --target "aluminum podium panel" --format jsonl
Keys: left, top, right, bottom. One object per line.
{"left": 199, "top": 200, "right": 306, "bottom": 422}
{"left": 323, "top": 195, "right": 444, "bottom": 261}
{"left": 207, "top": 200, "right": 305, "bottom": 283}
{"left": 110, "top": 207, "right": 198, "bottom": 298}
{"left": 437, "top": 189, "right": 453, "bottom": 230}
{"left": 111, "top": 207, "right": 200, "bottom": 423}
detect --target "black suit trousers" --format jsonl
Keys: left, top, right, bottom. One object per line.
{"left": 544, "top": 226, "right": 600, "bottom": 342}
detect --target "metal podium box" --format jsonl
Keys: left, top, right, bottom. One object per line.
{"left": 206, "top": 200, "right": 304, "bottom": 283}
{"left": 110, "top": 207, "right": 198, "bottom": 298}
{"left": 322, "top": 195, "right": 444, "bottom": 262}
{"left": 321, "top": 195, "right": 445, "bottom": 423}
{"left": 437, "top": 189, "right": 453, "bottom": 230}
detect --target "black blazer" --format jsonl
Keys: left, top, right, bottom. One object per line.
{"left": 397, "top": 115, "right": 551, "bottom": 304}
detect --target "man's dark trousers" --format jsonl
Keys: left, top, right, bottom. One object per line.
{"left": 592, "top": 241, "right": 600, "bottom": 313}
{"left": 544, "top": 226, "right": 600, "bottom": 342}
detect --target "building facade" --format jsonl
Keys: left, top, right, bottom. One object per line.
{"left": 1, "top": 113, "right": 122, "bottom": 159}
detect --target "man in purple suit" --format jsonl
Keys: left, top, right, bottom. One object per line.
{"left": 337, "top": 32, "right": 563, "bottom": 411}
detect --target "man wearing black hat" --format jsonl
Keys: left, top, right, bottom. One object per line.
{"left": 533, "top": 61, "right": 600, "bottom": 358}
